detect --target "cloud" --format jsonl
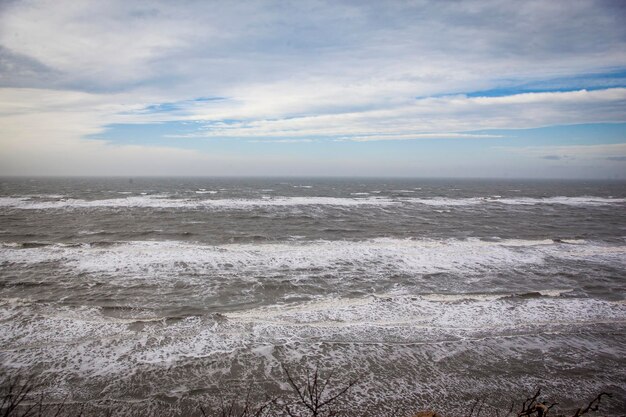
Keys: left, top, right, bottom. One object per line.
{"left": 2, "top": 0, "right": 626, "bottom": 97}
{"left": 163, "top": 88, "right": 626, "bottom": 140}
{"left": 0, "top": 0, "right": 625, "bottom": 176}
{"left": 247, "top": 139, "right": 316, "bottom": 143}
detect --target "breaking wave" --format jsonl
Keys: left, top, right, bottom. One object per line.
{"left": 1, "top": 238, "right": 624, "bottom": 281}
{"left": 0, "top": 195, "right": 624, "bottom": 210}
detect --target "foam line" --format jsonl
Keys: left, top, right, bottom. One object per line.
{"left": 0, "top": 196, "right": 397, "bottom": 209}
{"left": 0, "top": 195, "right": 623, "bottom": 210}
{"left": 403, "top": 196, "right": 626, "bottom": 206}
{"left": 1, "top": 294, "right": 624, "bottom": 379}
{"left": 1, "top": 238, "right": 624, "bottom": 280}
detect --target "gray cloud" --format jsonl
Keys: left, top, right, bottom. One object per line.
{"left": 1, "top": 0, "right": 625, "bottom": 95}
{"left": 0, "top": 46, "right": 60, "bottom": 89}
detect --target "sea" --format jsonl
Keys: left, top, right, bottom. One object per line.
{"left": 0, "top": 177, "right": 625, "bottom": 416}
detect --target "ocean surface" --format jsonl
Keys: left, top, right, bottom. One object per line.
{"left": 1, "top": 177, "right": 625, "bottom": 416}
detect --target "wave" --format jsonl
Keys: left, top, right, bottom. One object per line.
{"left": 225, "top": 293, "right": 626, "bottom": 331}
{"left": 402, "top": 196, "right": 626, "bottom": 207}
{"left": 2, "top": 292, "right": 625, "bottom": 377}
{"left": 420, "top": 289, "right": 575, "bottom": 302}
{"left": 497, "top": 196, "right": 626, "bottom": 206}
{"left": 0, "top": 195, "right": 397, "bottom": 210}
{"left": 1, "top": 238, "right": 623, "bottom": 281}
{"left": 1, "top": 195, "right": 623, "bottom": 210}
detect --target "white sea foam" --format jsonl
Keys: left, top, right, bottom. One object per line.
{"left": 404, "top": 196, "right": 626, "bottom": 207}
{"left": 2, "top": 293, "right": 624, "bottom": 380}
{"left": 0, "top": 195, "right": 397, "bottom": 210}
{"left": 497, "top": 196, "right": 626, "bottom": 206}
{"left": 420, "top": 293, "right": 508, "bottom": 302}
{"left": 1, "top": 238, "right": 623, "bottom": 282}
{"left": 0, "top": 194, "right": 623, "bottom": 210}
{"left": 403, "top": 197, "right": 485, "bottom": 206}
{"left": 225, "top": 293, "right": 626, "bottom": 333}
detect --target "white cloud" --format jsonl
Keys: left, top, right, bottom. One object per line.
{"left": 1, "top": 84, "right": 624, "bottom": 176}
{"left": 247, "top": 139, "right": 316, "bottom": 143}
{"left": 169, "top": 88, "right": 626, "bottom": 140}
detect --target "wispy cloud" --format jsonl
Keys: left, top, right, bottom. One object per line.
{"left": 153, "top": 88, "right": 626, "bottom": 141}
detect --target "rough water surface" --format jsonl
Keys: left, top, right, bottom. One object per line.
{"left": 0, "top": 178, "right": 625, "bottom": 415}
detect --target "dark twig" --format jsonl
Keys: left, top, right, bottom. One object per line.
{"left": 1, "top": 375, "right": 35, "bottom": 417}
{"left": 281, "top": 363, "right": 357, "bottom": 417}
{"left": 570, "top": 392, "right": 612, "bottom": 417}
{"left": 518, "top": 388, "right": 541, "bottom": 417}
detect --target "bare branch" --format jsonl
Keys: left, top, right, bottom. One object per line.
{"left": 570, "top": 392, "right": 612, "bottom": 417}
{"left": 518, "top": 388, "right": 541, "bottom": 417}
{"left": 282, "top": 363, "right": 357, "bottom": 417}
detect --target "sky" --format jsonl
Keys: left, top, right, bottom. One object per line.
{"left": 0, "top": 0, "right": 625, "bottom": 178}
